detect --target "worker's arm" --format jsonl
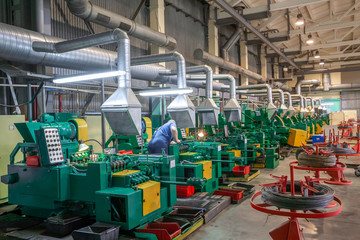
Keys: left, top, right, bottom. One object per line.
{"left": 170, "top": 126, "right": 181, "bottom": 144}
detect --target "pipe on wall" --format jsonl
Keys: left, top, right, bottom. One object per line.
{"left": 184, "top": 66, "right": 213, "bottom": 98}
{"left": 222, "top": 25, "right": 241, "bottom": 61}
{"left": 65, "top": 0, "right": 177, "bottom": 50}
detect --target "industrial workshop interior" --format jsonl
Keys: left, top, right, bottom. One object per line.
{"left": 1, "top": 0, "right": 360, "bottom": 239}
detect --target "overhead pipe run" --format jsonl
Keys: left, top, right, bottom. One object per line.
{"left": 213, "top": 0, "right": 299, "bottom": 69}
{"left": 185, "top": 65, "right": 219, "bottom": 126}
{"left": 185, "top": 74, "right": 242, "bottom": 122}
{"left": 306, "top": 97, "right": 315, "bottom": 116}
{"left": 65, "top": 0, "right": 177, "bottom": 50}
{"left": 33, "top": 28, "right": 142, "bottom": 136}
{"left": 245, "top": 89, "right": 288, "bottom": 118}
{"left": 295, "top": 79, "right": 320, "bottom": 95}
{"left": 222, "top": 25, "right": 242, "bottom": 61}
{"left": 131, "top": 52, "right": 196, "bottom": 128}
{"left": 236, "top": 84, "right": 278, "bottom": 120}
{"left": 283, "top": 92, "right": 295, "bottom": 118}
{"left": 322, "top": 73, "right": 330, "bottom": 92}
{"left": 194, "top": 49, "right": 293, "bottom": 92}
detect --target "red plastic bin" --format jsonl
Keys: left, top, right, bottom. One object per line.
{"left": 213, "top": 189, "right": 244, "bottom": 201}
{"left": 136, "top": 222, "right": 181, "bottom": 240}
{"left": 232, "top": 165, "right": 250, "bottom": 176}
{"left": 26, "top": 156, "right": 40, "bottom": 167}
{"left": 176, "top": 185, "right": 195, "bottom": 198}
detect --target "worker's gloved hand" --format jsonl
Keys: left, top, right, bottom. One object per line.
{"left": 176, "top": 139, "right": 181, "bottom": 144}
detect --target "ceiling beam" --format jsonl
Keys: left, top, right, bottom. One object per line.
{"left": 267, "top": 39, "right": 360, "bottom": 54}
{"left": 256, "top": 10, "right": 286, "bottom": 31}
{"left": 295, "top": 66, "right": 360, "bottom": 75}
{"left": 294, "top": 52, "right": 360, "bottom": 62}
{"left": 337, "top": 0, "right": 360, "bottom": 22}
{"left": 300, "top": 59, "right": 360, "bottom": 68}
{"left": 217, "top": 0, "right": 328, "bottom": 25}
{"left": 213, "top": 0, "right": 298, "bottom": 68}
{"left": 248, "top": 20, "right": 360, "bottom": 39}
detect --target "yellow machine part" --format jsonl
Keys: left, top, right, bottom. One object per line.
{"left": 186, "top": 128, "right": 189, "bottom": 135}
{"left": 72, "top": 118, "right": 88, "bottom": 141}
{"left": 180, "top": 152, "right": 198, "bottom": 156}
{"left": 196, "top": 161, "right": 212, "bottom": 180}
{"left": 252, "top": 144, "right": 261, "bottom": 157}
{"left": 316, "top": 123, "right": 323, "bottom": 134}
{"left": 288, "top": 129, "right": 307, "bottom": 147}
{"left": 138, "top": 181, "right": 160, "bottom": 216}
{"left": 227, "top": 150, "right": 241, "bottom": 157}
{"left": 142, "top": 117, "right": 152, "bottom": 141}
{"left": 275, "top": 115, "right": 285, "bottom": 127}
{"left": 112, "top": 170, "right": 140, "bottom": 177}
{"left": 253, "top": 163, "right": 265, "bottom": 168}
{"left": 221, "top": 143, "right": 229, "bottom": 147}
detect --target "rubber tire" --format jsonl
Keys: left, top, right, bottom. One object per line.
{"left": 355, "top": 169, "right": 360, "bottom": 177}
{"left": 295, "top": 146, "right": 315, "bottom": 160}
{"left": 261, "top": 181, "right": 335, "bottom": 210}
{"left": 297, "top": 152, "right": 336, "bottom": 167}
{"left": 332, "top": 147, "right": 357, "bottom": 154}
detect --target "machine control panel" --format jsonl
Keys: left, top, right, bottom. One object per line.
{"left": 44, "top": 128, "right": 64, "bottom": 164}
{"left": 35, "top": 128, "right": 65, "bottom": 166}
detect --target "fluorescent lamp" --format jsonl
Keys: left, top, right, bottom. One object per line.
{"left": 306, "top": 34, "right": 314, "bottom": 44}
{"left": 139, "top": 88, "right": 193, "bottom": 96}
{"left": 53, "top": 70, "right": 126, "bottom": 84}
{"left": 295, "top": 14, "right": 304, "bottom": 26}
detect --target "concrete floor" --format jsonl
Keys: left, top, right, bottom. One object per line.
{"left": 191, "top": 154, "right": 360, "bottom": 240}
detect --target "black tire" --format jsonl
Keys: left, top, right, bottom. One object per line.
{"left": 355, "top": 169, "right": 360, "bottom": 177}
{"left": 332, "top": 147, "right": 357, "bottom": 154}
{"left": 297, "top": 152, "right": 336, "bottom": 167}
{"left": 295, "top": 146, "right": 315, "bottom": 160}
{"left": 261, "top": 181, "right": 335, "bottom": 210}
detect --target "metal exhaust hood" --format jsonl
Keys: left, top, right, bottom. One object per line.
{"left": 167, "top": 94, "right": 196, "bottom": 128}
{"left": 224, "top": 98, "right": 242, "bottom": 122}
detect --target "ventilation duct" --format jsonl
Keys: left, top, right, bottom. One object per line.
{"left": 291, "top": 94, "right": 307, "bottom": 118}
{"left": 32, "top": 29, "right": 142, "bottom": 135}
{"left": 306, "top": 97, "right": 315, "bottom": 116}
{"left": 131, "top": 52, "right": 196, "bottom": 128}
{"left": 283, "top": 92, "right": 295, "bottom": 118}
{"left": 322, "top": 73, "right": 330, "bottom": 92}
{"left": 245, "top": 89, "right": 288, "bottom": 118}
{"left": 295, "top": 79, "right": 320, "bottom": 95}
{"left": 185, "top": 66, "right": 219, "bottom": 126}
{"left": 237, "top": 84, "right": 277, "bottom": 120}
{"left": 65, "top": 0, "right": 177, "bottom": 50}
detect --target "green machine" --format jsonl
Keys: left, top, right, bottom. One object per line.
{"left": 169, "top": 141, "right": 222, "bottom": 193}
{"left": 1, "top": 115, "right": 206, "bottom": 231}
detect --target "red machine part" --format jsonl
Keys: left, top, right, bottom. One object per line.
{"left": 232, "top": 165, "right": 250, "bottom": 176}
{"left": 213, "top": 188, "right": 244, "bottom": 201}
{"left": 176, "top": 186, "right": 195, "bottom": 198}
{"left": 251, "top": 173, "right": 343, "bottom": 240}
{"left": 26, "top": 156, "right": 40, "bottom": 167}
{"left": 118, "top": 150, "right": 133, "bottom": 154}
{"left": 136, "top": 222, "right": 181, "bottom": 240}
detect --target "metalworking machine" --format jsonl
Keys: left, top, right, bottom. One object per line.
{"left": 2, "top": 114, "right": 206, "bottom": 231}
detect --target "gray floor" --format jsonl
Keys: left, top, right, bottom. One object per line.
{"left": 191, "top": 154, "right": 360, "bottom": 240}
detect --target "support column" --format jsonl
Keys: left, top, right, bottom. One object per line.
{"left": 149, "top": 0, "right": 165, "bottom": 56}
{"left": 208, "top": 6, "right": 219, "bottom": 74}
{"left": 261, "top": 52, "right": 267, "bottom": 78}
{"left": 240, "top": 40, "right": 248, "bottom": 85}
{"left": 274, "top": 64, "right": 280, "bottom": 79}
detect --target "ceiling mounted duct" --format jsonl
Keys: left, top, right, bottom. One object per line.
{"left": 291, "top": 94, "right": 307, "bottom": 118}
{"left": 237, "top": 84, "right": 277, "bottom": 120}
{"left": 32, "top": 28, "right": 142, "bottom": 135}
{"left": 131, "top": 52, "right": 196, "bottom": 128}
{"left": 185, "top": 66, "right": 219, "bottom": 126}
{"left": 284, "top": 92, "right": 295, "bottom": 118}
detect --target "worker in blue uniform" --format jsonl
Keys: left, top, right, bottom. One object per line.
{"left": 147, "top": 120, "right": 180, "bottom": 154}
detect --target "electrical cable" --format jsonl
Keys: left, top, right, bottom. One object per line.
{"left": 84, "top": 139, "right": 103, "bottom": 149}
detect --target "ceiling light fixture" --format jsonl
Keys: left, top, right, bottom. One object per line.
{"left": 306, "top": 34, "right": 314, "bottom": 45}
{"left": 53, "top": 70, "right": 126, "bottom": 84}
{"left": 139, "top": 88, "right": 193, "bottom": 96}
{"left": 314, "top": 50, "right": 320, "bottom": 59}
{"left": 295, "top": 13, "right": 304, "bottom": 26}
{"left": 319, "top": 59, "right": 325, "bottom": 65}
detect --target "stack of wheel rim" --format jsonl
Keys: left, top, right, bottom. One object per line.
{"left": 297, "top": 152, "right": 336, "bottom": 167}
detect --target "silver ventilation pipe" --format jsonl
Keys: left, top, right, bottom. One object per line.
{"left": 184, "top": 66, "right": 219, "bottom": 125}
{"left": 131, "top": 52, "right": 196, "bottom": 128}
{"left": 65, "top": 0, "right": 177, "bottom": 50}
{"left": 222, "top": 25, "right": 241, "bottom": 61}
{"left": 295, "top": 79, "right": 320, "bottom": 94}
{"left": 33, "top": 28, "right": 141, "bottom": 135}
{"left": 322, "top": 73, "right": 330, "bottom": 92}
{"left": 245, "top": 89, "right": 288, "bottom": 117}
{"left": 283, "top": 92, "right": 295, "bottom": 118}
{"left": 185, "top": 74, "right": 241, "bottom": 122}
{"left": 194, "top": 49, "right": 292, "bottom": 92}
{"left": 236, "top": 84, "right": 277, "bottom": 120}
{"left": 291, "top": 94, "right": 306, "bottom": 117}
{"left": 306, "top": 97, "right": 315, "bottom": 116}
